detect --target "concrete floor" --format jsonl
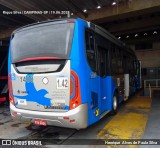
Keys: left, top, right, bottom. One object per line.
{"left": 0, "top": 90, "right": 160, "bottom": 147}
{"left": 142, "top": 91, "right": 160, "bottom": 139}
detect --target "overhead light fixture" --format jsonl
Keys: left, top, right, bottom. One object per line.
{"left": 144, "top": 33, "right": 147, "bottom": 36}
{"left": 118, "top": 36, "right": 121, "bottom": 39}
{"left": 83, "top": 9, "right": 87, "bottom": 12}
{"left": 97, "top": 6, "right": 101, "bottom": 9}
{"left": 153, "top": 31, "right": 157, "bottom": 34}
{"left": 126, "top": 35, "right": 129, "bottom": 38}
{"left": 135, "top": 34, "right": 138, "bottom": 37}
{"left": 112, "top": 1, "right": 117, "bottom": 5}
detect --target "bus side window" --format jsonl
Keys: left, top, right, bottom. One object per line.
{"left": 97, "top": 47, "right": 107, "bottom": 77}
{"left": 127, "top": 56, "right": 131, "bottom": 74}
{"left": 95, "top": 33, "right": 110, "bottom": 77}
{"left": 123, "top": 56, "right": 128, "bottom": 74}
{"left": 136, "top": 61, "right": 140, "bottom": 76}
{"left": 128, "top": 55, "right": 134, "bottom": 75}
{"left": 111, "top": 47, "right": 117, "bottom": 75}
{"left": 85, "top": 29, "right": 96, "bottom": 72}
{"left": 117, "top": 48, "right": 123, "bottom": 74}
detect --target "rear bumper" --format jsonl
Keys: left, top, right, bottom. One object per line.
{"left": 10, "top": 103, "right": 88, "bottom": 129}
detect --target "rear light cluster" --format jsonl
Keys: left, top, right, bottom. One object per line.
{"left": 8, "top": 74, "right": 15, "bottom": 105}
{"left": 70, "top": 70, "right": 81, "bottom": 110}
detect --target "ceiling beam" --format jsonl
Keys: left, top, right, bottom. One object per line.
{"left": 113, "top": 26, "right": 160, "bottom": 36}
{"left": 124, "top": 35, "right": 160, "bottom": 44}
{"left": 85, "top": 0, "right": 160, "bottom": 22}
{"left": 107, "top": 16, "right": 160, "bottom": 34}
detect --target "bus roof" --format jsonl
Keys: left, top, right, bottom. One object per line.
{"left": 89, "top": 22, "right": 135, "bottom": 56}
{"left": 13, "top": 18, "right": 76, "bottom": 33}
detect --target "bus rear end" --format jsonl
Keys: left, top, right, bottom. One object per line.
{"left": 8, "top": 19, "right": 88, "bottom": 129}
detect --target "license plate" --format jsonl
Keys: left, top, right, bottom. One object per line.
{"left": 34, "top": 119, "right": 47, "bottom": 126}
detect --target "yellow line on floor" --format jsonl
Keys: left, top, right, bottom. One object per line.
{"left": 97, "top": 96, "right": 152, "bottom": 140}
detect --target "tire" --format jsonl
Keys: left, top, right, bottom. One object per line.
{"left": 111, "top": 93, "right": 118, "bottom": 115}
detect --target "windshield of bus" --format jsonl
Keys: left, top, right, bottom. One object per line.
{"left": 11, "top": 22, "right": 74, "bottom": 63}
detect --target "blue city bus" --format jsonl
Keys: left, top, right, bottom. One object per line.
{"left": 8, "top": 18, "right": 141, "bottom": 129}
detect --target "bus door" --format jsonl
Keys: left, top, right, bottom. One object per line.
{"left": 90, "top": 70, "right": 101, "bottom": 117}
{"left": 97, "top": 48, "right": 108, "bottom": 113}
{"left": 86, "top": 29, "right": 101, "bottom": 119}
{"left": 134, "top": 60, "right": 141, "bottom": 90}
{"left": 95, "top": 33, "right": 109, "bottom": 114}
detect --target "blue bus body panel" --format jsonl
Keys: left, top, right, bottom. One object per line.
{"left": 69, "top": 19, "right": 122, "bottom": 126}
{"left": 70, "top": 19, "right": 101, "bottom": 125}
{"left": 101, "top": 77, "right": 114, "bottom": 113}
{"left": 69, "top": 18, "right": 88, "bottom": 105}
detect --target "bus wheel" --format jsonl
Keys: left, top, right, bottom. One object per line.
{"left": 111, "top": 94, "right": 118, "bottom": 115}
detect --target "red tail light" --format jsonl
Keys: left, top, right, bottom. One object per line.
{"left": 70, "top": 78, "right": 73, "bottom": 96}
{"left": 70, "top": 70, "right": 81, "bottom": 110}
{"left": 8, "top": 74, "right": 15, "bottom": 105}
